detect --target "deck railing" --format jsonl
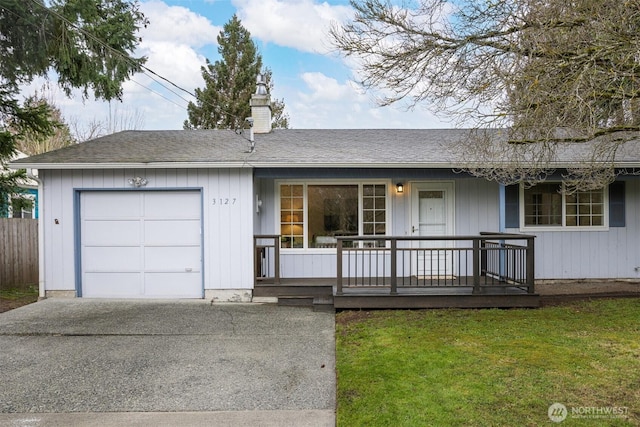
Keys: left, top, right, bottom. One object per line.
{"left": 336, "top": 233, "right": 535, "bottom": 295}
{"left": 254, "top": 235, "right": 280, "bottom": 285}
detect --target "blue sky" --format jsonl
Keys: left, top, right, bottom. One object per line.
{"left": 24, "top": 0, "right": 452, "bottom": 133}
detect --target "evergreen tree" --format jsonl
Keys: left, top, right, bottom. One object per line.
{"left": 0, "top": 0, "right": 147, "bottom": 213}
{"left": 184, "top": 15, "right": 288, "bottom": 130}
{"left": 12, "top": 93, "right": 75, "bottom": 155}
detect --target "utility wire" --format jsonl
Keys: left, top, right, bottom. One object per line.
{"left": 20, "top": 0, "right": 249, "bottom": 129}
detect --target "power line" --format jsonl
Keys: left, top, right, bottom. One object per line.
{"left": 130, "top": 78, "right": 188, "bottom": 110}
{"left": 20, "top": 0, "right": 247, "bottom": 127}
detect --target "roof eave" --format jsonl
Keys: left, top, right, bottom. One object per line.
{"left": 8, "top": 161, "right": 253, "bottom": 170}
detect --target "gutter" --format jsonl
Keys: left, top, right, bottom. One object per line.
{"left": 9, "top": 161, "right": 464, "bottom": 170}
{"left": 26, "top": 169, "right": 45, "bottom": 300}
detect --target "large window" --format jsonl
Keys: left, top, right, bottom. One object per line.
{"left": 279, "top": 183, "right": 387, "bottom": 248}
{"left": 523, "top": 183, "right": 605, "bottom": 228}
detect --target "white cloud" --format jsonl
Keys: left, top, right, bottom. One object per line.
{"left": 233, "top": 0, "right": 352, "bottom": 54}
{"left": 140, "top": 1, "right": 221, "bottom": 48}
{"left": 44, "top": 1, "right": 222, "bottom": 132}
{"left": 289, "top": 71, "right": 449, "bottom": 129}
{"left": 298, "top": 72, "right": 359, "bottom": 102}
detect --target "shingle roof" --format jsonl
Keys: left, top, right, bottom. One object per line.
{"left": 10, "top": 128, "right": 640, "bottom": 169}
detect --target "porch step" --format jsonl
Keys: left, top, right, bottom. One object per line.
{"left": 277, "top": 295, "right": 335, "bottom": 310}
{"left": 277, "top": 296, "right": 314, "bottom": 307}
{"left": 254, "top": 284, "right": 333, "bottom": 298}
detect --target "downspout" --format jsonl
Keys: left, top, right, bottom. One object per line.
{"left": 498, "top": 184, "right": 506, "bottom": 233}
{"left": 498, "top": 184, "right": 506, "bottom": 280}
{"left": 27, "top": 169, "right": 45, "bottom": 299}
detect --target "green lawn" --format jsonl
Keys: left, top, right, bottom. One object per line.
{"left": 0, "top": 285, "right": 38, "bottom": 313}
{"left": 336, "top": 299, "right": 640, "bottom": 426}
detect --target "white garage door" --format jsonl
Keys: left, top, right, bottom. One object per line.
{"left": 80, "top": 191, "right": 202, "bottom": 298}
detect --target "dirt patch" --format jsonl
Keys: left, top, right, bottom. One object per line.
{"left": 536, "top": 279, "right": 640, "bottom": 296}
{"left": 537, "top": 280, "right": 640, "bottom": 306}
{"left": 0, "top": 295, "right": 39, "bottom": 314}
{"left": 336, "top": 310, "right": 374, "bottom": 326}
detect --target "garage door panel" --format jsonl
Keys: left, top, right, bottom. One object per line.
{"left": 144, "top": 192, "right": 200, "bottom": 218}
{"left": 144, "top": 272, "right": 202, "bottom": 297}
{"left": 144, "top": 246, "right": 201, "bottom": 271}
{"left": 83, "top": 220, "right": 141, "bottom": 246}
{"left": 83, "top": 273, "right": 142, "bottom": 297}
{"left": 81, "top": 191, "right": 203, "bottom": 298}
{"left": 83, "top": 247, "right": 142, "bottom": 271}
{"left": 144, "top": 220, "right": 200, "bottom": 245}
{"left": 83, "top": 192, "right": 141, "bottom": 219}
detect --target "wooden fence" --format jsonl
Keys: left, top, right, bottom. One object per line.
{"left": 0, "top": 219, "right": 38, "bottom": 289}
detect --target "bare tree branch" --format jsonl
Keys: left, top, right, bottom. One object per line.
{"left": 332, "top": 0, "right": 640, "bottom": 190}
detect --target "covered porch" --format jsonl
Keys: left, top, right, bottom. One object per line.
{"left": 254, "top": 233, "right": 539, "bottom": 309}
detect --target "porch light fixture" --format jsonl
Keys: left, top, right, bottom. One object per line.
{"left": 128, "top": 176, "right": 148, "bottom": 187}
{"left": 396, "top": 183, "right": 404, "bottom": 193}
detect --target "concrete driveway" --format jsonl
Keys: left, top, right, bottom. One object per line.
{"left": 0, "top": 300, "right": 335, "bottom": 426}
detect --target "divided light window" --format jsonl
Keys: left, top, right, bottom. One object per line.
{"left": 523, "top": 183, "right": 605, "bottom": 227}
{"left": 279, "top": 183, "right": 387, "bottom": 249}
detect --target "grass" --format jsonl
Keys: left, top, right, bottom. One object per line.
{"left": 0, "top": 285, "right": 39, "bottom": 313}
{"left": 0, "top": 285, "right": 38, "bottom": 300}
{"left": 336, "top": 299, "right": 640, "bottom": 426}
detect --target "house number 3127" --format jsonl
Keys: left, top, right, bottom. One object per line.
{"left": 212, "top": 198, "right": 236, "bottom": 205}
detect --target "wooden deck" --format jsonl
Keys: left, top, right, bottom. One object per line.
{"left": 254, "top": 278, "right": 540, "bottom": 309}
{"left": 334, "top": 286, "right": 539, "bottom": 309}
{"left": 254, "top": 233, "right": 538, "bottom": 309}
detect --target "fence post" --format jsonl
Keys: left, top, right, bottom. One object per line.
{"left": 526, "top": 236, "right": 535, "bottom": 294}
{"left": 390, "top": 238, "right": 397, "bottom": 295}
{"left": 473, "top": 238, "right": 480, "bottom": 294}
{"left": 336, "top": 239, "right": 343, "bottom": 295}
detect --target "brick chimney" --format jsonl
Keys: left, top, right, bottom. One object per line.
{"left": 250, "top": 74, "right": 272, "bottom": 134}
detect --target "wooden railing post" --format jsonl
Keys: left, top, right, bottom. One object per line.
{"left": 473, "top": 238, "right": 480, "bottom": 294}
{"left": 526, "top": 236, "right": 535, "bottom": 294}
{"left": 336, "top": 238, "right": 343, "bottom": 295}
{"left": 273, "top": 236, "right": 280, "bottom": 285}
{"left": 390, "top": 238, "right": 397, "bottom": 295}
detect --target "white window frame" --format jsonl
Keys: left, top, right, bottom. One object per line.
{"left": 276, "top": 180, "right": 392, "bottom": 252}
{"left": 520, "top": 183, "right": 609, "bottom": 231}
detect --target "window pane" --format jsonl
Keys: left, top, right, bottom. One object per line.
{"left": 280, "top": 185, "right": 304, "bottom": 248}
{"left": 363, "top": 184, "right": 387, "bottom": 238}
{"left": 566, "top": 188, "right": 605, "bottom": 227}
{"left": 308, "top": 185, "right": 358, "bottom": 248}
{"left": 524, "top": 184, "right": 562, "bottom": 225}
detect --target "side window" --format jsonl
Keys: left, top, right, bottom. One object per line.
{"left": 280, "top": 185, "right": 303, "bottom": 248}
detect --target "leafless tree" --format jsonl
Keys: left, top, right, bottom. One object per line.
{"left": 71, "top": 103, "right": 145, "bottom": 142}
{"left": 331, "top": 0, "right": 640, "bottom": 190}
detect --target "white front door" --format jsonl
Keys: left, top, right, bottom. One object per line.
{"left": 411, "top": 182, "right": 455, "bottom": 277}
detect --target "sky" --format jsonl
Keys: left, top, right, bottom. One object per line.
{"left": 22, "top": 0, "right": 453, "bottom": 133}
